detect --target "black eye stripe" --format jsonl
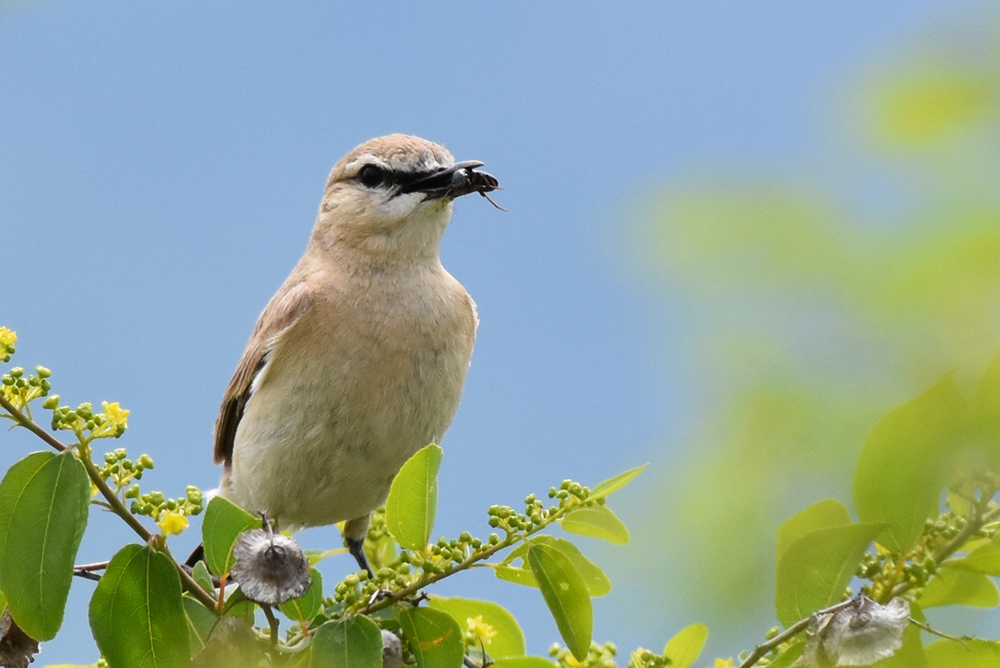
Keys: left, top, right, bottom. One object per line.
{"left": 355, "top": 166, "right": 443, "bottom": 190}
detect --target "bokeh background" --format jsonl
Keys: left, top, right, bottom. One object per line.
{"left": 3, "top": 1, "right": 1000, "bottom": 664}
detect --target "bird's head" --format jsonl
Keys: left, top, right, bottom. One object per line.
{"left": 311, "top": 134, "right": 499, "bottom": 263}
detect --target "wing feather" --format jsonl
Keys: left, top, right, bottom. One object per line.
{"left": 214, "top": 280, "right": 314, "bottom": 465}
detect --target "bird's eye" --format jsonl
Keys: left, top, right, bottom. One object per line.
{"left": 358, "top": 165, "right": 385, "bottom": 188}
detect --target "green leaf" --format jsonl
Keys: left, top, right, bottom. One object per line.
{"left": 429, "top": 596, "right": 526, "bottom": 659}
{"left": 775, "top": 499, "right": 851, "bottom": 561}
{"left": 561, "top": 504, "right": 630, "bottom": 544}
{"left": 183, "top": 594, "right": 218, "bottom": 655}
{"left": 954, "top": 540, "right": 1000, "bottom": 576}
{"left": 385, "top": 444, "right": 442, "bottom": 550}
{"left": 662, "top": 623, "right": 708, "bottom": 668}
{"left": 853, "top": 372, "right": 967, "bottom": 552}
{"left": 589, "top": 464, "right": 647, "bottom": 500}
{"left": 494, "top": 563, "right": 538, "bottom": 588}
{"left": 191, "top": 560, "right": 214, "bottom": 593}
{"left": 926, "top": 638, "right": 1000, "bottom": 667}
{"left": 280, "top": 567, "right": 323, "bottom": 622}
{"left": 527, "top": 540, "right": 592, "bottom": 661}
{"left": 202, "top": 496, "right": 259, "bottom": 576}
{"left": 90, "top": 544, "right": 191, "bottom": 668}
{"left": 189, "top": 617, "right": 267, "bottom": 668}
{"left": 920, "top": 564, "right": 1000, "bottom": 608}
{"left": 399, "top": 607, "right": 464, "bottom": 668}
{"left": 0, "top": 450, "right": 90, "bottom": 640}
{"left": 774, "top": 522, "right": 884, "bottom": 627}
{"left": 496, "top": 536, "right": 610, "bottom": 596}
{"left": 309, "top": 616, "right": 383, "bottom": 668}
{"left": 971, "top": 346, "right": 1000, "bottom": 466}
{"left": 490, "top": 659, "right": 558, "bottom": 668}
{"left": 765, "top": 639, "right": 804, "bottom": 668}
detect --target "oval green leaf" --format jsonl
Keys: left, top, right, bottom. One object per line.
{"left": 189, "top": 617, "right": 266, "bottom": 668}
{"left": 0, "top": 450, "right": 90, "bottom": 640}
{"left": 662, "top": 623, "right": 708, "bottom": 668}
{"left": 589, "top": 464, "right": 647, "bottom": 500}
{"left": 385, "top": 444, "right": 442, "bottom": 551}
{"left": 853, "top": 372, "right": 967, "bottom": 552}
{"left": 954, "top": 540, "right": 1000, "bottom": 576}
{"left": 202, "top": 496, "right": 259, "bottom": 576}
{"left": 490, "top": 659, "right": 558, "bottom": 668}
{"left": 429, "top": 596, "right": 526, "bottom": 659}
{"left": 496, "top": 536, "right": 610, "bottom": 596}
{"left": 527, "top": 541, "right": 592, "bottom": 661}
{"left": 920, "top": 564, "right": 1000, "bottom": 608}
{"left": 90, "top": 543, "right": 191, "bottom": 668}
{"left": 183, "top": 594, "right": 218, "bottom": 654}
{"left": 926, "top": 638, "right": 1000, "bottom": 668}
{"left": 191, "top": 560, "right": 214, "bottom": 594}
{"left": 776, "top": 499, "right": 851, "bottom": 561}
{"left": 494, "top": 563, "right": 538, "bottom": 588}
{"left": 309, "top": 616, "right": 383, "bottom": 668}
{"left": 561, "top": 504, "right": 630, "bottom": 544}
{"left": 775, "top": 522, "right": 884, "bottom": 627}
{"left": 280, "top": 567, "right": 323, "bottom": 622}
{"left": 399, "top": 606, "right": 464, "bottom": 668}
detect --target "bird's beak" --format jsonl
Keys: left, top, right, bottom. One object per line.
{"left": 398, "top": 160, "right": 500, "bottom": 200}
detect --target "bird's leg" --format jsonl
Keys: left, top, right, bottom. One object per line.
{"left": 344, "top": 514, "right": 374, "bottom": 578}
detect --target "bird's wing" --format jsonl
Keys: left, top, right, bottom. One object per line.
{"left": 214, "top": 280, "right": 315, "bottom": 465}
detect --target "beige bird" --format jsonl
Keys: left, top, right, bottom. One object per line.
{"left": 213, "top": 134, "right": 499, "bottom": 576}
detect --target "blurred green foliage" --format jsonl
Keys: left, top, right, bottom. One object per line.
{"left": 632, "top": 24, "right": 1000, "bottom": 625}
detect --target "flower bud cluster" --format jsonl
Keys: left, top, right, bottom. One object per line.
{"left": 126, "top": 482, "right": 203, "bottom": 523}
{"left": 47, "top": 398, "right": 129, "bottom": 441}
{"left": 0, "top": 327, "right": 16, "bottom": 363}
{"left": 1, "top": 365, "right": 52, "bottom": 411}
{"left": 125, "top": 474, "right": 204, "bottom": 536}
{"left": 98, "top": 448, "right": 154, "bottom": 493}
{"left": 858, "top": 505, "right": 998, "bottom": 601}
{"left": 628, "top": 647, "right": 670, "bottom": 668}
{"left": 549, "top": 642, "right": 618, "bottom": 668}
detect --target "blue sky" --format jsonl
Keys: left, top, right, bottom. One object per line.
{"left": 1, "top": 1, "right": 995, "bottom": 663}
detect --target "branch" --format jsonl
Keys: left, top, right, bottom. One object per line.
{"left": 361, "top": 497, "right": 586, "bottom": 615}
{"left": 735, "top": 599, "right": 854, "bottom": 668}
{"left": 1, "top": 393, "right": 218, "bottom": 611}
{"left": 0, "top": 394, "right": 65, "bottom": 452}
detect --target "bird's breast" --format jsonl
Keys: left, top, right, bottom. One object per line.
{"left": 227, "top": 270, "right": 476, "bottom": 528}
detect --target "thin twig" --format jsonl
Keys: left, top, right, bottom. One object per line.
{"left": 74, "top": 561, "right": 109, "bottom": 572}
{"left": 0, "top": 395, "right": 66, "bottom": 452}
{"left": 736, "top": 599, "right": 854, "bottom": 668}
{"left": 908, "top": 618, "right": 970, "bottom": 648}
{"left": 262, "top": 605, "right": 280, "bottom": 647}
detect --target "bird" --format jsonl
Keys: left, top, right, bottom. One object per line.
{"left": 212, "top": 134, "right": 499, "bottom": 577}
